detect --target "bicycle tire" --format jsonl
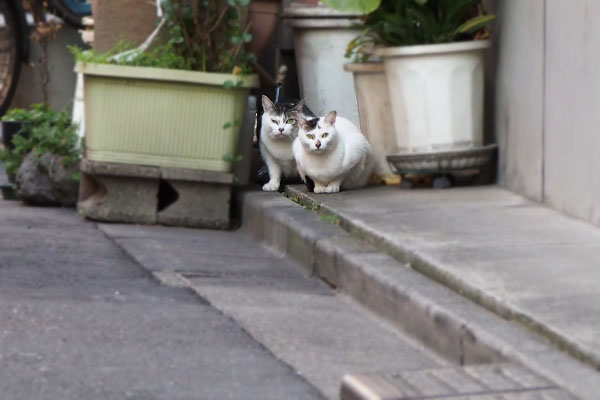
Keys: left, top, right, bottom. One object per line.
{"left": 47, "top": 0, "right": 91, "bottom": 29}
{"left": 0, "top": 1, "right": 23, "bottom": 117}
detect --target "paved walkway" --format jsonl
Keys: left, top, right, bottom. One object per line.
{"left": 286, "top": 184, "right": 600, "bottom": 373}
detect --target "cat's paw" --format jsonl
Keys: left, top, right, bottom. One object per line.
{"left": 325, "top": 185, "right": 340, "bottom": 193}
{"left": 262, "top": 181, "right": 280, "bottom": 192}
{"left": 314, "top": 185, "right": 326, "bottom": 194}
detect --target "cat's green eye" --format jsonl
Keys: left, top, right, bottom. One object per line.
{"left": 306, "top": 134, "right": 315, "bottom": 140}
{"left": 286, "top": 118, "right": 295, "bottom": 124}
{"left": 322, "top": 132, "right": 329, "bottom": 138}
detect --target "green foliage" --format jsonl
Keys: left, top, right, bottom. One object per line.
{"left": 69, "top": 41, "right": 193, "bottom": 71}
{"left": 0, "top": 105, "right": 80, "bottom": 175}
{"left": 321, "top": 0, "right": 381, "bottom": 14}
{"left": 338, "top": 0, "right": 495, "bottom": 61}
{"left": 2, "top": 103, "right": 57, "bottom": 124}
{"left": 70, "top": 0, "right": 257, "bottom": 74}
{"left": 161, "top": 0, "right": 256, "bottom": 73}
{"left": 222, "top": 153, "right": 243, "bottom": 163}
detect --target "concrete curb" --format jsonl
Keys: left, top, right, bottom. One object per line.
{"left": 240, "top": 189, "right": 600, "bottom": 400}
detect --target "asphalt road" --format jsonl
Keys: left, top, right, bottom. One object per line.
{"left": 0, "top": 201, "right": 324, "bottom": 400}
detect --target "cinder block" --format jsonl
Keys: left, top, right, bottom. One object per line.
{"left": 78, "top": 158, "right": 235, "bottom": 228}
{"left": 157, "top": 180, "right": 231, "bottom": 229}
{"left": 77, "top": 172, "right": 158, "bottom": 224}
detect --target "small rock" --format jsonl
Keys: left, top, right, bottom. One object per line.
{"left": 16, "top": 152, "right": 80, "bottom": 206}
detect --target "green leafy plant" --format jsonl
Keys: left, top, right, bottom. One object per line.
{"left": 69, "top": 40, "right": 193, "bottom": 71}
{"left": 321, "top": 0, "right": 380, "bottom": 14}
{"left": 0, "top": 105, "right": 80, "bottom": 175}
{"left": 326, "top": 0, "right": 495, "bottom": 62}
{"left": 70, "top": 0, "right": 255, "bottom": 74}
{"left": 161, "top": 0, "right": 255, "bottom": 73}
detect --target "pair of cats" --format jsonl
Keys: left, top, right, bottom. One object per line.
{"left": 259, "top": 95, "right": 372, "bottom": 194}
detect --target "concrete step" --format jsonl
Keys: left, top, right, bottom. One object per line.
{"left": 239, "top": 189, "right": 600, "bottom": 400}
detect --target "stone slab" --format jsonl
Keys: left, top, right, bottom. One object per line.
{"left": 160, "top": 166, "right": 233, "bottom": 184}
{"left": 80, "top": 158, "right": 160, "bottom": 179}
{"left": 341, "top": 363, "right": 574, "bottom": 400}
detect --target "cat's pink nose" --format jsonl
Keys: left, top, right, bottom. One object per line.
{"left": 279, "top": 128, "right": 284, "bottom": 132}
{"left": 315, "top": 141, "right": 321, "bottom": 148}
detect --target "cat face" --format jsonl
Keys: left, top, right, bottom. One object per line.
{"left": 261, "top": 96, "right": 305, "bottom": 140}
{"left": 297, "top": 111, "right": 338, "bottom": 153}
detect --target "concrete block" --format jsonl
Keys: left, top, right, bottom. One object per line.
{"left": 77, "top": 172, "right": 158, "bottom": 224}
{"left": 78, "top": 158, "right": 234, "bottom": 228}
{"left": 157, "top": 180, "right": 231, "bottom": 229}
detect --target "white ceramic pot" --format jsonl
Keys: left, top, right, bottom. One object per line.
{"left": 375, "top": 41, "right": 491, "bottom": 154}
{"left": 284, "top": 5, "right": 361, "bottom": 125}
{"left": 344, "top": 62, "right": 395, "bottom": 177}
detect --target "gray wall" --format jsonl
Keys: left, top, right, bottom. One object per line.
{"left": 495, "top": 0, "right": 600, "bottom": 225}
{"left": 11, "top": 24, "right": 83, "bottom": 112}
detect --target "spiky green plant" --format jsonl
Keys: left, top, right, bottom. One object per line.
{"left": 322, "top": 0, "right": 495, "bottom": 61}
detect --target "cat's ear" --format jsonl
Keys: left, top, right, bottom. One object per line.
{"left": 290, "top": 98, "right": 306, "bottom": 113}
{"left": 324, "top": 111, "right": 337, "bottom": 126}
{"left": 262, "top": 95, "right": 276, "bottom": 114}
{"left": 297, "top": 115, "right": 309, "bottom": 131}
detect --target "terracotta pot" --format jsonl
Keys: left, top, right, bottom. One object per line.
{"left": 344, "top": 63, "right": 396, "bottom": 178}
{"left": 92, "top": 0, "right": 157, "bottom": 53}
{"left": 247, "top": 0, "right": 282, "bottom": 58}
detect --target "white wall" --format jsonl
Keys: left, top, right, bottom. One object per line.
{"left": 495, "top": 0, "right": 600, "bottom": 225}
{"left": 543, "top": 1, "right": 600, "bottom": 224}
{"left": 495, "top": 0, "right": 544, "bottom": 202}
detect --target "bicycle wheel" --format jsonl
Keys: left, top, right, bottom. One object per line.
{"left": 48, "top": 0, "right": 91, "bottom": 29}
{"left": 0, "top": 1, "right": 23, "bottom": 117}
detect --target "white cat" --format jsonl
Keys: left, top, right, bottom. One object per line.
{"left": 293, "top": 111, "right": 372, "bottom": 193}
{"left": 259, "top": 96, "right": 310, "bottom": 192}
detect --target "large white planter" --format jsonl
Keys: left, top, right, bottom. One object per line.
{"left": 284, "top": 5, "right": 361, "bottom": 125}
{"left": 375, "top": 41, "right": 491, "bottom": 154}
{"left": 344, "top": 62, "right": 395, "bottom": 178}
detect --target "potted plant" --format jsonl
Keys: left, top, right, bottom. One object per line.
{"left": 325, "top": 0, "right": 495, "bottom": 156}
{"left": 73, "top": 0, "right": 259, "bottom": 173}
{"left": 0, "top": 104, "right": 81, "bottom": 205}
{"left": 72, "top": 0, "right": 261, "bottom": 228}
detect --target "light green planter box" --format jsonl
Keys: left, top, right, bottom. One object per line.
{"left": 76, "top": 62, "right": 259, "bottom": 172}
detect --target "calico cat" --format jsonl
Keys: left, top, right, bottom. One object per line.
{"left": 293, "top": 111, "right": 372, "bottom": 194}
{"left": 259, "top": 95, "right": 315, "bottom": 192}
